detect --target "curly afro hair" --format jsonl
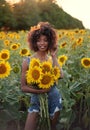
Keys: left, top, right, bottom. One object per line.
{"left": 27, "top": 22, "right": 57, "bottom": 52}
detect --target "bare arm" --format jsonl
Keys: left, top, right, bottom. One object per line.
{"left": 21, "top": 59, "right": 50, "bottom": 94}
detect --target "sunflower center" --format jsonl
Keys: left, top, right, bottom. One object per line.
{"left": 33, "top": 62, "right": 39, "bottom": 67}
{"left": 32, "top": 70, "right": 40, "bottom": 80}
{"left": 12, "top": 45, "right": 17, "bottom": 49}
{"left": 60, "top": 57, "right": 64, "bottom": 62}
{"left": 22, "top": 49, "right": 27, "bottom": 54}
{"left": 0, "top": 64, "right": 7, "bottom": 74}
{"left": 62, "top": 42, "right": 67, "bottom": 47}
{"left": 42, "top": 65, "right": 50, "bottom": 73}
{"left": 41, "top": 75, "right": 51, "bottom": 85}
{"left": 1, "top": 53, "right": 8, "bottom": 59}
{"left": 84, "top": 60, "right": 90, "bottom": 66}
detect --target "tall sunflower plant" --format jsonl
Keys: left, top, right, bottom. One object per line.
{"left": 26, "top": 58, "right": 61, "bottom": 130}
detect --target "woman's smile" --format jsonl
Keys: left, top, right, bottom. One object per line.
{"left": 37, "top": 35, "right": 48, "bottom": 51}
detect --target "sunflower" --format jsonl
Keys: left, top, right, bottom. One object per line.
{"left": 81, "top": 58, "right": 90, "bottom": 68}
{"left": 58, "top": 34, "right": 62, "bottom": 39}
{"left": 52, "top": 66, "right": 60, "bottom": 81}
{"left": 77, "top": 37, "right": 83, "bottom": 43}
{"left": 58, "top": 55, "right": 68, "bottom": 66}
{"left": 4, "top": 40, "right": 10, "bottom": 46}
{"left": 41, "top": 61, "right": 52, "bottom": 73}
{"left": 76, "top": 37, "right": 83, "bottom": 46}
{"left": 0, "top": 49, "right": 10, "bottom": 60}
{"left": 60, "top": 42, "right": 67, "bottom": 48}
{"left": 15, "top": 34, "right": 20, "bottom": 40}
{"left": 0, "top": 32, "right": 6, "bottom": 40}
{"left": 0, "top": 61, "right": 12, "bottom": 78}
{"left": 10, "top": 43, "right": 19, "bottom": 50}
{"left": 39, "top": 72, "right": 54, "bottom": 89}
{"left": 26, "top": 66, "right": 42, "bottom": 84}
{"left": 19, "top": 48, "right": 30, "bottom": 56}
{"left": 7, "top": 33, "right": 14, "bottom": 39}
{"left": 29, "top": 58, "right": 41, "bottom": 68}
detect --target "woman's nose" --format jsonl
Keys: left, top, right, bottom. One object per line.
{"left": 40, "top": 40, "right": 45, "bottom": 44}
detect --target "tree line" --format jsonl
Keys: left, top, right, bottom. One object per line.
{"left": 0, "top": 0, "right": 84, "bottom": 30}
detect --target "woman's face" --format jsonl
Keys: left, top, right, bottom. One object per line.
{"left": 36, "top": 35, "right": 48, "bottom": 52}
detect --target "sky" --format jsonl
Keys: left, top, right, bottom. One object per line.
{"left": 6, "top": 0, "right": 90, "bottom": 29}
{"left": 57, "top": 0, "right": 90, "bottom": 29}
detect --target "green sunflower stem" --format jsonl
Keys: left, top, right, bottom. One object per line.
{"left": 39, "top": 93, "right": 51, "bottom": 130}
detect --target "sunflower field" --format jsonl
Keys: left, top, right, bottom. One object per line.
{"left": 0, "top": 29, "right": 90, "bottom": 130}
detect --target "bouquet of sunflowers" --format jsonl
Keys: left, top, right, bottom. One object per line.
{"left": 26, "top": 58, "right": 61, "bottom": 130}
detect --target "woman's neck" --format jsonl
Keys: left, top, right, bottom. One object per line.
{"left": 34, "top": 51, "right": 48, "bottom": 61}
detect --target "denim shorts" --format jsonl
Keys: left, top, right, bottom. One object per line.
{"left": 28, "top": 84, "right": 62, "bottom": 117}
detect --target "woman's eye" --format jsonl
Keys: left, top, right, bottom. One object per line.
{"left": 44, "top": 39, "right": 48, "bottom": 42}
{"left": 37, "top": 39, "right": 40, "bottom": 42}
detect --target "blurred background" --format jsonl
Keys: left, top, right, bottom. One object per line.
{"left": 0, "top": 0, "right": 85, "bottom": 31}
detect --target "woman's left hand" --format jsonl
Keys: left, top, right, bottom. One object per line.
{"left": 50, "top": 44, "right": 58, "bottom": 57}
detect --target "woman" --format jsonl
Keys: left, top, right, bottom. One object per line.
{"left": 21, "top": 22, "right": 64, "bottom": 130}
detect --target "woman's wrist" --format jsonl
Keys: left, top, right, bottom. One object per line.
{"left": 51, "top": 55, "right": 58, "bottom": 65}
{"left": 51, "top": 54, "right": 56, "bottom": 58}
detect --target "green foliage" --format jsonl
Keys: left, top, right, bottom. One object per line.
{"left": 0, "top": 30, "right": 29, "bottom": 129}
{"left": 13, "top": 1, "right": 41, "bottom": 30}
{"left": 57, "top": 29, "right": 90, "bottom": 130}
{"left": 35, "top": 1, "right": 84, "bottom": 29}
{"left": 0, "top": 0, "right": 84, "bottom": 30}
{"left": 0, "top": 0, "right": 17, "bottom": 29}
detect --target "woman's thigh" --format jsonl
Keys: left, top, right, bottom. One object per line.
{"left": 25, "top": 112, "right": 39, "bottom": 130}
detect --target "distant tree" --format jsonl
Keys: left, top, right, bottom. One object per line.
{"left": 0, "top": 0, "right": 84, "bottom": 30}
{"left": 0, "top": 0, "right": 17, "bottom": 29}
{"left": 37, "top": 1, "right": 84, "bottom": 29}
{"left": 13, "top": 0, "right": 41, "bottom": 30}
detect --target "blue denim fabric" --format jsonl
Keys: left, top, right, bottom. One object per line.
{"left": 28, "top": 85, "right": 62, "bottom": 117}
